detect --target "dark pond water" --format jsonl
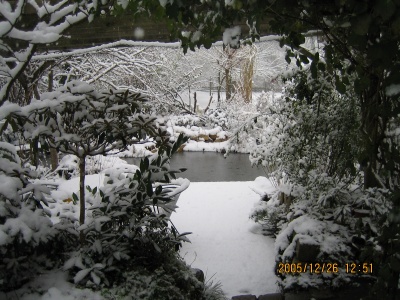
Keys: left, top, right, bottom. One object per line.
{"left": 123, "top": 152, "right": 266, "bottom": 182}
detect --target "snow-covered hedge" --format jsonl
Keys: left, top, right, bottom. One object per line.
{"left": 249, "top": 69, "right": 390, "bottom": 291}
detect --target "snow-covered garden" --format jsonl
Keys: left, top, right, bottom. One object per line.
{"left": 1, "top": 1, "right": 400, "bottom": 300}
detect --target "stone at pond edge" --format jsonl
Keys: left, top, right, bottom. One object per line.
{"left": 198, "top": 134, "right": 211, "bottom": 142}
{"left": 190, "top": 268, "right": 205, "bottom": 283}
{"left": 231, "top": 295, "right": 257, "bottom": 300}
{"left": 177, "top": 144, "right": 186, "bottom": 152}
{"left": 209, "top": 134, "right": 218, "bottom": 141}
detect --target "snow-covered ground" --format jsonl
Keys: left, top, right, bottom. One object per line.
{"left": 171, "top": 179, "right": 279, "bottom": 298}
{"left": 2, "top": 174, "right": 278, "bottom": 299}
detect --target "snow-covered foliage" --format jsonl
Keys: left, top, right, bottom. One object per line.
{"left": 248, "top": 67, "right": 392, "bottom": 290}
{"left": 0, "top": 141, "right": 64, "bottom": 291}
{"left": 20, "top": 80, "right": 153, "bottom": 157}
{"left": 63, "top": 135, "right": 191, "bottom": 287}
{"left": 0, "top": 56, "right": 198, "bottom": 293}
{"left": 0, "top": 0, "right": 101, "bottom": 106}
{"left": 99, "top": 258, "right": 205, "bottom": 300}
{"left": 0, "top": 1, "right": 106, "bottom": 290}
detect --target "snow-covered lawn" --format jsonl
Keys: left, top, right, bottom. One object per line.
{"left": 171, "top": 180, "right": 279, "bottom": 298}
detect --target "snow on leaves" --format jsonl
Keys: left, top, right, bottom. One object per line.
{"left": 23, "top": 80, "right": 152, "bottom": 157}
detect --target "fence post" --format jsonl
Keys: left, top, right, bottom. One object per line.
{"left": 193, "top": 92, "right": 197, "bottom": 113}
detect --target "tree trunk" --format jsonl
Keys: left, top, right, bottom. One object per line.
{"left": 188, "top": 85, "right": 191, "bottom": 111}
{"left": 360, "top": 71, "right": 386, "bottom": 189}
{"left": 242, "top": 53, "right": 254, "bottom": 103}
{"left": 48, "top": 70, "right": 59, "bottom": 171}
{"left": 30, "top": 138, "right": 39, "bottom": 167}
{"left": 225, "top": 67, "right": 231, "bottom": 101}
{"left": 50, "top": 148, "right": 58, "bottom": 171}
{"left": 217, "top": 71, "right": 221, "bottom": 103}
{"left": 193, "top": 92, "right": 197, "bottom": 113}
{"left": 79, "top": 155, "right": 86, "bottom": 245}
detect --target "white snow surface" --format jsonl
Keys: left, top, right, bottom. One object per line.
{"left": 171, "top": 181, "right": 278, "bottom": 298}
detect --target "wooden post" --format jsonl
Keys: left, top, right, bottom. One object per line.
{"left": 217, "top": 72, "right": 221, "bottom": 104}
{"left": 193, "top": 92, "right": 197, "bottom": 113}
{"left": 188, "top": 85, "right": 191, "bottom": 111}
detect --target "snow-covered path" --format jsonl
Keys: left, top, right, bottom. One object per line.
{"left": 171, "top": 182, "right": 279, "bottom": 298}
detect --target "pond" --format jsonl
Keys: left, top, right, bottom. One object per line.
{"left": 124, "top": 152, "right": 266, "bottom": 182}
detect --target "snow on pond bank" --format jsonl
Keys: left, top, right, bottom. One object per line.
{"left": 171, "top": 181, "right": 279, "bottom": 298}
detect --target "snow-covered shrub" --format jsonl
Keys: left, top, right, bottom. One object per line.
{"left": 250, "top": 71, "right": 361, "bottom": 188}
{"left": 64, "top": 134, "right": 191, "bottom": 288}
{"left": 276, "top": 214, "right": 354, "bottom": 288}
{"left": 19, "top": 80, "right": 164, "bottom": 239}
{"left": 204, "top": 92, "right": 279, "bottom": 153}
{"left": 205, "top": 108, "right": 229, "bottom": 130}
{"left": 0, "top": 142, "right": 66, "bottom": 291}
{"left": 166, "top": 115, "right": 204, "bottom": 128}
{"left": 100, "top": 254, "right": 205, "bottom": 300}
{"left": 55, "top": 154, "right": 128, "bottom": 179}
{"left": 250, "top": 191, "right": 286, "bottom": 237}
{"left": 248, "top": 68, "right": 389, "bottom": 290}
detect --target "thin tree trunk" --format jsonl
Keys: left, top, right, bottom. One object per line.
{"left": 193, "top": 92, "right": 197, "bottom": 113}
{"left": 48, "top": 70, "right": 59, "bottom": 171}
{"left": 50, "top": 148, "right": 58, "bottom": 171}
{"left": 188, "top": 85, "right": 191, "bottom": 111}
{"left": 225, "top": 68, "right": 231, "bottom": 101}
{"left": 204, "top": 95, "right": 213, "bottom": 114}
{"left": 30, "top": 138, "right": 39, "bottom": 167}
{"left": 217, "top": 71, "right": 221, "bottom": 103}
{"left": 360, "top": 73, "right": 385, "bottom": 189}
{"left": 79, "top": 155, "right": 86, "bottom": 245}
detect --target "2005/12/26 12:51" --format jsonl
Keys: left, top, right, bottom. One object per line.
{"left": 277, "top": 262, "right": 373, "bottom": 274}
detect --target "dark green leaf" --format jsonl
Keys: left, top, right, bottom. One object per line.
{"left": 310, "top": 61, "right": 318, "bottom": 78}
{"left": 146, "top": 181, "right": 153, "bottom": 196}
{"left": 155, "top": 185, "right": 163, "bottom": 195}
{"left": 72, "top": 192, "right": 79, "bottom": 204}
{"left": 335, "top": 77, "right": 346, "bottom": 94}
